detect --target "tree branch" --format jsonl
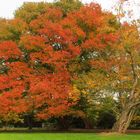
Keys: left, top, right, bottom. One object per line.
{"left": 127, "top": 51, "right": 138, "bottom": 101}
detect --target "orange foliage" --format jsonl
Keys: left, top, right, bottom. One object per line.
{"left": 0, "top": 3, "right": 120, "bottom": 121}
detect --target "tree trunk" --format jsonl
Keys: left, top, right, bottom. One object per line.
{"left": 112, "top": 105, "right": 136, "bottom": 133}
{"left": 58, "top": 117, "right": 69, "bottom": 130}
{"left": 3, "top": 121, "right": 8, "bottom": 130}
{"left": 27, "top": 115, "right": 33, "bottom": 130}
{"left": 112, "top": 75, "right": 139, "bottom": 133}
{"left": 83, "top": 118, "right": 93, "bottom": 129}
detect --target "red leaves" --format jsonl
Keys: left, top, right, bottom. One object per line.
{"left": 20, "top": 35, "right": 46, "bottom": 51}
{"left": 0, "top": 75, "right": 10, "bottom": 90}
{"left": 8, "top": 62, "right": 31, "bottom": 78}
{"left": 0, "top": 90, "right": 27, "bottom": 115}
{"left": 82, "top": 33, "right": 119, "bottom": 50}
{"left": 30, "top": 8, "right": 63, "bottom": 31}
{"left": 39, "top": 22, "right": 74, "bottom": 46}
{"left": 26, "top": 71, "right": 73, "bottom": 119}
{"left": 82, "top": 37, "right": 106, "bottom": 50}
{"left": 0, "top": 2, "right": 121, "bottom": 122}
{"left": 74, "top": 3, "right": 103, "bottom": 30}
{"left": 102, "top": 33, "right": 119, "bottom": 44}
{"left": 0, "top": 41, "right": 21, "bottom": 60}
{"left": 69, "top": 45, "right": 81, "bottom": 56}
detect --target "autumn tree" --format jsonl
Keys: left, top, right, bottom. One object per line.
{"left": 66, "top": 2, "right": 120, "bottom": 128}
{"left": 68, "top": 1, "right": 140, "bottom": 133}
{"left": 111, "top": 22, "right": 140, "bottom": 133}
{"left": 108, "top": 0, "right": 140, "bottom": 133}
{"left": 0, "top": 3, "right": 82, "bottom": 127}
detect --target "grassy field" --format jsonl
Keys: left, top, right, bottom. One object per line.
{"left": 0, "top": 133, "right": 139, "bottom": 140}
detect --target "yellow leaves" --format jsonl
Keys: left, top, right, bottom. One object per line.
{"left": 119, "top": 75, "right": 131, "bottom": 81}
{"left": 0, "top": 18, "right": 28, "bottom": 41}
{"left": 69, "top": 80, "right": 96, "bottom": 101}
{"left": 1, "top": 112, "right": 23, "bottom": 123}
{"left": 81, "top": 90, "right": 87, "bottom": 95}
{"left": 64, "top": 110, "right": 85, "bottom": 118}
{"left": 73, "top": 85, "right": 80, "bottom": 94}
{"left": 132, "top": 115, "right": 140, "bottom": 121}
{"left": 97, "top": 26, "right": 116, "bottom": 34}
{"left": 69, "top": 85, "right": 80, "bottom": 102}
{"left": 87, "top": 80, "right": 96, "bottom": 89}
{"left": 0, "top": 19, "right": 12, "bottom": 40}
{"left": 119, "top": 23, "right": 140, "bottom": 50}
{"left": 9, "top": 18, "right": 28, "bottom": 32}
{"left": 15, "top": 2, "right": 48, "bottom": 23}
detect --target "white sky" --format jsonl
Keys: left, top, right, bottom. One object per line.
{"left": 0, "top": 0, "right": 140, "bottom": 20}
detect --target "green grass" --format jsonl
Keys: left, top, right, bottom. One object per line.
{"left": 0, "top": 133, "right": 139, "bottom": 140}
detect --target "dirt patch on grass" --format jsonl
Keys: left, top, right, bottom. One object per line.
{"left": 98, "top": 132, "right": 126, "bottom": 136}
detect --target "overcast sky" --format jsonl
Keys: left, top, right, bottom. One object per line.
{"left": 0, "top": 0, "right": 140, "bottom": 20}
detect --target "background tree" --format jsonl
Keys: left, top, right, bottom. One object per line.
{"left": 110, "top": 0, "right": 140, "bottom": 133}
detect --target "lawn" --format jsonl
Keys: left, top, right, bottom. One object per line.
{"left": 0, "top": 133, "right": 139, "bottom": 140}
